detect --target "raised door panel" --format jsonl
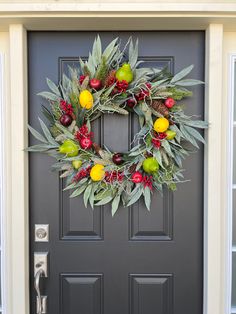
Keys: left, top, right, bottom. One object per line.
{"left": 61, "top": 274, "right": 103, "bottom": 314}
{"left": 130, "top": 274, "right": 173, "bottom": 314}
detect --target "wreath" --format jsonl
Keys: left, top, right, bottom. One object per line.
{"left": 27, "top": 36, "right": 208, "bottom": 216}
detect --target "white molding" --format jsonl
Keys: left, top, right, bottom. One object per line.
{"left": 204, "top": 24, "right": 224, "bottom": 314}
{"left": 225, "top": 52, "right": 236, "bottom": 314}
{"left": 0, "top": 53, "right": 6, "bottom": 314}
{"left": 1, "top": 2, "right": 236, "bottom": 13}
{"left": 9, "top": 24, "right": 29, "bottom": 314}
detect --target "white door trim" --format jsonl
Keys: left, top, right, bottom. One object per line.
{"left": 204, "top": 24, "right": 224, "bottom": 314}
{"left": 6, "top": 23, "right": 225, "bottom": 314}
{"left": 9, "top": 24, "right": 29, "bottom": 314}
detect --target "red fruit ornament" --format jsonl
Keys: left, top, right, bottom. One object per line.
{"left": 165, "top": 97, "right": 175, "bottom": 108}
{"left": 60, "top": 114, "right": 72, "bottom": 127}
{"left": 80, "top": 137, "right": 93, "bottom": 150}
{"left": 112, "top": 153, "right": 124, "bottom": 165}
{"left": 126, "top": 98, "right": 136, "bottom": 109}
{"left": 89, "top": 78, "right": 102, "bottom": 90}
{"left": 131, "top": 171, "right": 143, "bottom": 183}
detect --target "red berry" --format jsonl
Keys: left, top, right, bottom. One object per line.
{"left": 79, "top": 75, "right": 86, "bottom": 85}
{"left": 112, "top": 153, "right": 124, "bottom": 165}
{"left": 126, "top": 98, "right": 136, "bottom": 108}
{"left": 79, "top": 137, "right": 92, "bottom": 150}
{"left": 131, "top": 171, "right": 143, "bottom": 183}
{"left": 165, "top": 97, "right": 175, "bottom": 108}
{"left": 60, "top": 114, "right": 72, "bottom": 127}
{"left": 89, "top": 78, "right": 102, "bottom": 90}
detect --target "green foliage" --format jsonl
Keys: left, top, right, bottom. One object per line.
{"left": 96, "top": 56, "right": 109, "bottom": 81}
{"left": 166, "top": 87, "right": 192, "bottom": 100}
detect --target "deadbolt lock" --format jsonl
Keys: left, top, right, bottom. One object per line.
{"left": 35, "top": 224, "right": 49, "bottom": 242}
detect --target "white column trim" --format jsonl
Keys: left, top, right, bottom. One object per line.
{"left": 204, "top": 24, "right": 224, "bottom": 314}
{"left": 225, "top": 53, "right": 236, "bottom": 314}
{"left": 9, "top": 24, "right": 29, "bottom": 314}
{"left": 0, "top": 53, "right": 6, "bottom": 314}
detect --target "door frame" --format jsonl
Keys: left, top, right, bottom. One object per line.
{"left": 0, "top": 6, "right": 229, "bottom": 313}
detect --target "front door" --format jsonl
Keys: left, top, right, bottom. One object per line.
{"left": 28, "top": 31, "right": 205, "bottom": 314}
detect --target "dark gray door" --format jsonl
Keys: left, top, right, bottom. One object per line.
{"left": 28, "top": 31, "right": 204, "bottom": 314}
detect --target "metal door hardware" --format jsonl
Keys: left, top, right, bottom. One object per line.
{"left": 34, "top": 252, "right": 49, "bottom": 314}
{"left": 35, "top": 268, "right": 47, "bottom": 314}
{"left": 35, "top": 224, "right": 49, "bottom": 242}
{"left": 34, "top": 252, "right": 48, "bottom": 277}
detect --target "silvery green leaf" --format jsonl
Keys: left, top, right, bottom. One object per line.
{"left": 170, "top": 124, "right": 181, "bottom": 143}
{"left": 42, "top": 105, "right": 55, "bottom": 123}
{"left": 153, "top": 149, "right": 163, "bottom": 168}
{"left": 55, "top": 123, "right": 74, "bottom": 139}
{"left": 46, "top": 78, "right": 61, "bottom": 97}
{"left": 68, "top": 66, "right": 79, "bottom": 81}
{"left": 161, "top": 149, "right": 169, "bottom": 166}
{"left": 128, "top": 38, "right": 134, "bottom": 62}
{"left": 184, "top": 125, "right": 206, "bottom": 144}
{"left": 180, "top": 125, "right": 199, "bottom": 148}
{"left": 60, "top": 169, "right": 73, "bottom": 178}
{"left": 129, "top": 38, "right": 139, "bottom": 69}
{"left": 89, "top": 186, "right": 96, "bottom": 209}
{"left": 26, "top": 144, "right": 57, "bottom": 152}
{"left": 84, "top": 184, "right": 93, "bottom": 208}
{"left": 103, "top": 83, "right": 116, "bottom": 97}
{"left": 174, "top": 154, "right": 183, "bottom": 167}
{"left": 103, "top": 37, "right": 119, "bottom": 61}
{"left": 79, "top": 58, "right": 85, "bottom": 72}
{"left": 129, "top": 144, "right": 141, "bottom": 152}
{"left": 111, "top": 194, "right": 121, "bottom": 216}
{"left": 94, "top": 189, "right": 112, "bottom": 201}
{"left": 100, "top": 104, "right": 129, "bottom": 115}
{"left": 62, "top": 74, "right": 71, "bottom": 90}
{"left": 59, "top": 83, "right": 69, "bottom": 102}
{"left": 70, "top": 185, "right": 87, "bottom": 198}
{"left": 127, "top": 187, "right": 143, "bottom": 207}
{"left": 28, "top": 125, "right": 47, "bottom": 144}
{"left": 95, "top": 196, "right": 113, "bottom": 206}
{"left": 184, "top": 120, "right": 208, "bottom": 129}
{"left": 151, "top": 78, "right": 170, "bottom": 88}
{"left": 133, "top": 104, "right": 145, "bottom": 117}
{"left": 143, "top": 187, "right": 151, "bottom": 211}
{"left": 63, "top": 182, "right": 77, "bottom": 191}
{"left": 170, "top": 65, "right": 194, "bottom": 83}
{"left": 129, "top": 149, "right": 145, "bottom": 157}
{"left": 161, "top": 140, "right": 175, "bottom": 158}
{"left": 175, "top": 79, "right": 204, "bottom": 86}
{"left": 79, "top": 178, "right": 88, "bottom": 185}
{"left": 37, "top": 91, "right": 60, "bottom": 101}
{"left": 92, "top": 35, "right": 102, "bottom": 64}
{"left": 39, "top": 118, "right": 58, "bottom": 145}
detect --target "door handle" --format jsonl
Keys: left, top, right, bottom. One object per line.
{"left": 34, "top": 253, "right": 48, "bottom": 314}
{"left": 34, "top": 268, "right": 47, "bottom": 314}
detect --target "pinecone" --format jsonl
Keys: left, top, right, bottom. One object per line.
{"left": 151, "top": 100, "right": 169, "bottom": 117}
{"left": 129, "top": 163, "right": 138, "bottom": 174}
{"left": 92, "top": 142, "right": 103, "bottom": 157}
{"left": 104, "top": 70, "right": 116, "bottom": 87}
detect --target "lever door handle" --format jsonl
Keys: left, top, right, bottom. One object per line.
{"left": 34, "top": 253, "right": 48, "bottom": 314}
{"left": 34, "top": 269, "right": 44, "bottom": 314}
